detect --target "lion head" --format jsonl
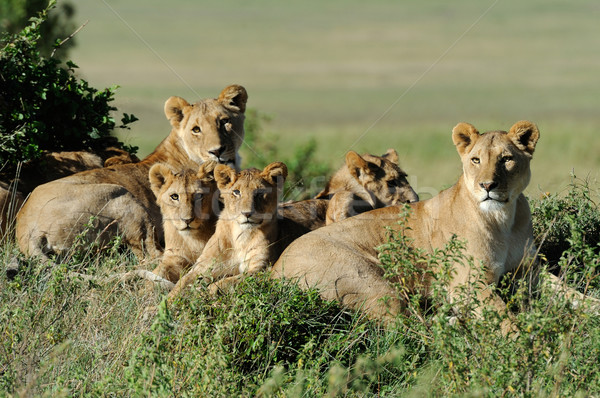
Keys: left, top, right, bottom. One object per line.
{"left": 164, "top": 84, "right": 248, "bottom": 170}
{"left": 345, "top": 149, "right": 419, "bottom": 206}
{"left": 214, "top": 162, "right": 288, "bottom": 229}
{"left": 149, "top": 161, "right": 219, "bottom": 235}
{"left": 452, "top": 120, "right": 539, "bottom": 214}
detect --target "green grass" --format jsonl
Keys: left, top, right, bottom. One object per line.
{"left": 1, "top": 177, "right": 600, "bottom": 396}
{"left": 66, "top": 0, "right": 599, "bottom": 195}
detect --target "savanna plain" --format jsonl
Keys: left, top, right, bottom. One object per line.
{"left": 1, "top": 0, "right": 600, "bottom": 396}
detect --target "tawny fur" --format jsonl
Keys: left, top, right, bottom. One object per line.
{"left": 148, "top": 162, "right": 219, "bottom": 284}
{"left": 16, "top": 85, "right": 248, "bottom": 261}
{"left": 167, "top": 162, "right": 287, "bottom": 301}
{"left": 315, "top": 149, "right": 419, "bottom": 224}
{"left": 273, "top": 121, "right": 541, "bottom": 334}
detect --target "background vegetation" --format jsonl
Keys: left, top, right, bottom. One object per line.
{"left": 68, "top": 0, "right": 600, "bottom": 198}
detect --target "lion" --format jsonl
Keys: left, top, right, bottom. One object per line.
{"left": 315, "top": 149, "right": 419, "bottom": 224}
{"left": 16, "top": 84, "right": 248, "bottom": 261}
{"left": 273, "top": 121, "right": 542, "bottom": 334}
{"left": 167, "top": 162, "right": 287, "bottom": 301}
{"left": 148, "top": 161, "right": 219, "bottom": 284}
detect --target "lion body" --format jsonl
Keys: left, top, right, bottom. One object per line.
{"left": 16, "top": 85, "right": 248, "bottom": 260}
{"left": 273, "top": 121, "right": 540, "bottom": 329}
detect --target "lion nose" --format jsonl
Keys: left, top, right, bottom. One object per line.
{"left": 209, "top": 145, "right": 226, "bottom": 159}
{"left": 479, "top": 182, "right": 497, "bottom": 192}
{"left": 242, "top": 210, "right": 253, "bottom": 219}
{"left": 181, "top": 216, "right": 194, "bottom": 225}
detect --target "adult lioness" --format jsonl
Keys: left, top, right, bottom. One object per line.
{"left": 148, "top": 162, "right": 219, "bottom": 284}
{"left": 315, "top": 149, "right": 419, "bottom": 224}
{"left": 167, "top": 162, "right": 287, "bottom": 301}
{"left": 273, "top": 121, "right": 540, "bottom": 331}
{"left": 16, "top": 84, "right": 247, "bottom": 261}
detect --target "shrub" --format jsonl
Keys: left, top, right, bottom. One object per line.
{"left": 530, "top": 175, "right": 600, "bottom": 281}
{"left": 0, "top": 1, "right": 137, "bottom": 177}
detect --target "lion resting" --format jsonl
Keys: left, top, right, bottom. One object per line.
{"left": 167, "top": 162, "right": 288, "bottom": 301}
{"left": 16, "top": 84, "right": 248, "bottom": 261}
{"left": 277, "top": 148, "right": 419, "bottom": 236}
{"left": 273, "top": 121, "right": 540, "bottom": 332}
{"left": 148, "top": 162, "right": 219, "bottom": 284}
{"left": 315, "top": 149, "right": 419, "bottom": 224}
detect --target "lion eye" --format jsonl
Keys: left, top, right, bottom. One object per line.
{"left": 232, "top": 189, "right": 241, "bottom": 197}
{"left": 170, "top": 193, "right": 179, "bottom": 201}
{"left": 502, "top": 156, "right": 513, "bottom": 163}
{"left": 387, "top": 180, "right": 398, "bottom": 188}
{"left": 191, "top": 126, "right": 202, "bottom": 134}
{"left": 471, "top": 157, "right": 480, "bottom": 165}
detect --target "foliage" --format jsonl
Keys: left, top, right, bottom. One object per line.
{"left": 2, "top": 183, "right": 599, "bottom": 396}
{"left": 374, "top": 205, "right": 600, "bottom": 396}
{"left": 0, "top": 0, "right": 77, "bottom": 59}
{"left": 0, "top": 2, "right": 137, "bottom": 176}
{"left": 531, "top": 175, "right": 600, "bottom": 282}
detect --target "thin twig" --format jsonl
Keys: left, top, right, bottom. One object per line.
{"left": 51, "top": 20, "right": 89, "bottom": 58}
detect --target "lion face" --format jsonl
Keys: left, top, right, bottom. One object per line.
{"left": 164, "top": 85, "right": 248, "bottom": 169}
{"left": 347, "top": 149, "right": 419, "bottom": 206}
{"left": 150, "top": 162, "right": 219, "bottom": 234}
{"left": 214, "top": 162, "right": 288, "bottom": 230}
{"left": 452, "top": 121, "right": 539, "bottom": 213}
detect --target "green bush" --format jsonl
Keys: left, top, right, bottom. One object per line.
{"left": 0, "top": 1, "right": 137, "bottom": 176}
{"left": 1, "top": 186, "right": 599, "bottom": 396}
{"left": 530, "top": 175, "right": 600, "bottom": 276}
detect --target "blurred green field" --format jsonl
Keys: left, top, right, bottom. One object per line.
{"left": 69, "top": 0, "right": 600, "bottom": 197}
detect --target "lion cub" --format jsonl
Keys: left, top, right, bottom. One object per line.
{"left": 149, "top": 161, "right": 219, "bottom": 284}
{"left": 167, "top": 162, "right": 287, "bottom": 300}
{"left": 315, "top": 149, "right": 419, "bottom": 224}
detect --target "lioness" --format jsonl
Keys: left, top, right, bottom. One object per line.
{"left": 273, "top": 121, "right": 540, "bottom": 331}
{"left": 167, "top": 162, "right": 287, "bottom": 300}
{"left": 16, "top": 85, "right": 247, "bottom": 260}
{"left": 148, "top": 161, "right": 219, "bottom": 284}
{"left": 315, "top": 149, "right": 419, "bottom": 224}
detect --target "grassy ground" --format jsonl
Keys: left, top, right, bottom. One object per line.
{"left": 68, "top": 0, "right": 600, "bottom": 196}
{"left": 1, "top": 178, "right": 599, "bottom": 396}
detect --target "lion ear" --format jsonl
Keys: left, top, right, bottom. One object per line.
{"left": 346, "top": 151, "right": 370, "bottom": 180}
{"left": 382, "top": 148, "right": 399, "bottom": 164}
{"left": 218, "top": 84, "right": 248, "bottom": 113}
{"left": 164, "top": 96, "right": 190, "bottom": 130}
{"left": 214, "top": 164, "right": 237, "bottom": 189}
{"left": 452, "top": 122, "right": 480, "bottom": 156}
{"left": 262, "top": 162, "right": 288, "bottom": 185}
{"left": 149, "top": 163, "right": 172, "bottom": 196}
{"left": 508, "top": 121, "right": 539, "bottom": 156}
{"left": 198, "top": 161, "right": 217, "bottom": 183}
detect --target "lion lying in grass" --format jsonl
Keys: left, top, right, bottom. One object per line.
{"left": 167, "top": 162, "right": 288, "bottom": 301}
{"left": 273, "top": 121, "right": 542, "bottom": 334}
{"left": 148, "top": 161, "right": 219, "bottom": 284}
{"left": 315, "top": 149, "right": 419, "bottom": 224}
{"left": 16, "top": 85, "right": 248, "bottom": 261}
